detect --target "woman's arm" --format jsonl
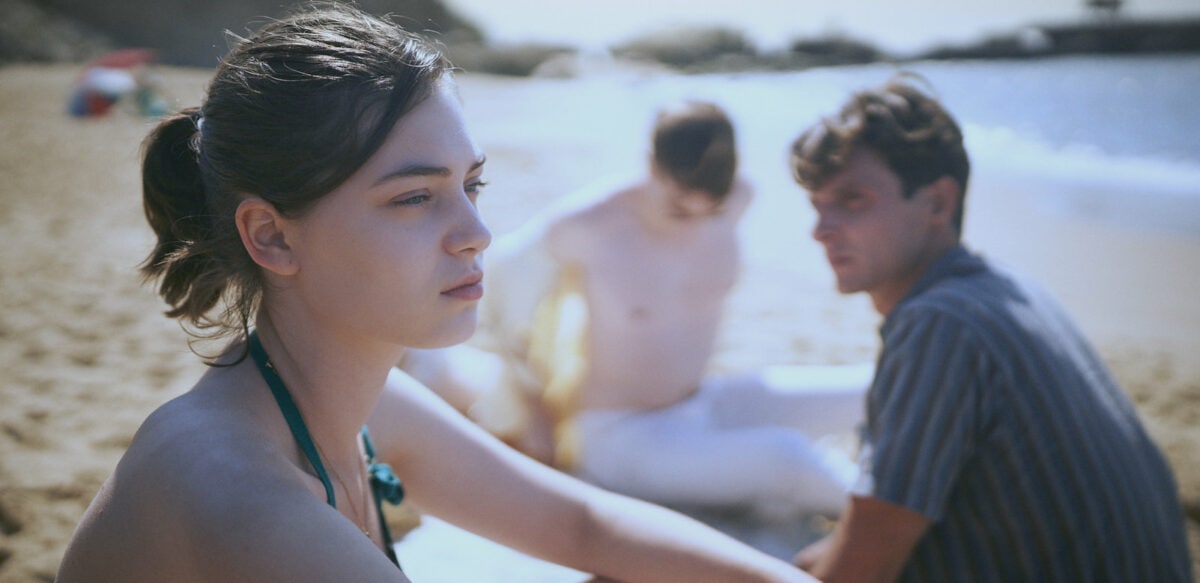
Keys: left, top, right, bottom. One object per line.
{"left": 368, "top": 368, "right": 815, "bottom": 583}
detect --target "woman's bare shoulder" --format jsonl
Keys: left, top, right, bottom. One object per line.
{"left": 62, "top": 377, "right": 403, "bottom": 581}
{"left": 115, "top": 383, "right": 303, "bottom": 530}
{"left": 59, "top": 381, "right": 295, "bottom": 579}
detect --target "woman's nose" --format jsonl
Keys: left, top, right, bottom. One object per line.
{"left": 446, "top": 196, "right": 491, "bottom": 256}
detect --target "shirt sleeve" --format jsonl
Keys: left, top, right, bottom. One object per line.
{"left": 856, "top": 305, "right": 993, "bottom": 521}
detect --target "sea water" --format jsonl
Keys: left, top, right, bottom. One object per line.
{"left": 561, "top": 54, "right": 1200, "bottom": 236}
{"left": 716, "top": 55, "right": 1200, "bottom": 236}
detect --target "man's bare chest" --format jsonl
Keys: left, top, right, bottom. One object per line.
{"left": 585, "top": 230, "right": 739, "bottom": 306}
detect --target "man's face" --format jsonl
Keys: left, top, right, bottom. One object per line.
{"left": 649, "top": 162, "right": 723, "bottom": 221}
{"left": 808, "top": 146, "right": 939, "bottom": 314}
{"left": 666, "top": 186, "right": 722, "bottom": 221}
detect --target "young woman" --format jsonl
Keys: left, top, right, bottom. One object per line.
{"left": 56, "top": 4, "right": 814, "bottom": 582}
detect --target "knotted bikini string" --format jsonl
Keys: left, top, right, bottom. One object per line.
{"left": 361, "top": 427, "right": 404, "bottom": 505}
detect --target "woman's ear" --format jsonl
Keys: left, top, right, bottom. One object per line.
{"left": 235, "top": 197, "right": 299, "bottom": 276}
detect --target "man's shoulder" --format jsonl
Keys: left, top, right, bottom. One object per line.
{"left": 885, "top": 255, "right": 1000, "bottom": 325}
{"left": 721, "top": 175, "right": 755, "bottom": 219}
{"left": 544, "top": 185, "right": 632, "bottom": 249}
{"left": 546, "top": 196, "right": 611, "bottom": 230}
{"left": 540, "top": 174, "right": 631, "bottom": 221}
{"left": 888, "top": 256, "right": 1064, "bottom": 347}
{"left": 901, "top": 249, "right": 1008, "bottom": 307}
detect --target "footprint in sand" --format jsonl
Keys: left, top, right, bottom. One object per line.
{"left": 2, "top": 421, "right": 49, "bottom": 449}
{"left": 92, "top": 431, "right": 134, "bottom": 451}
{"left": 0, "top": 497, "right": 23, "bottom": 536}
{"left": 67, "top": 350, "right": 101, "bottom": 368}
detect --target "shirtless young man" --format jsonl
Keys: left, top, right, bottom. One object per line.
{"left": 401, "top": 101, "right": 870, "bottom": 519}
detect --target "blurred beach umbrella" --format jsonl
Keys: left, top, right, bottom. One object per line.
{"left": 68, "top": 47, "right": 166, "bottom": 118}
{"left": 83, "top": 47, "right": 157, "bottom": 69}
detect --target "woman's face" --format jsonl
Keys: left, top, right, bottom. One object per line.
{"left": 285, "top": 80, "right": 492, "bottom": 349}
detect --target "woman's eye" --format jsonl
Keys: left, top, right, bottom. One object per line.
{"left": 392, "top": 193, "right": 431, "bottom": 207}
{"left": 465, "top": 180, "right": 489, "bottom": 196}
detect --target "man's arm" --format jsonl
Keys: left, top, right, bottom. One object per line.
{"left": 796, "top": 495, "right": 930, "bottom": 583}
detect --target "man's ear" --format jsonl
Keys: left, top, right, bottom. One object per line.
{"left": 649, "top": 156, "right": 666, "bottom": 181}
{"left": 235, "top": 197, "right": 299, "bottom": 276}
{"left": 924, "top": 176, "right": 961, "bottom": 228}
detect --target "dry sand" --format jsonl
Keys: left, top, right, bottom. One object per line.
{"left": 0, "top": 63, "right": 1196, "bottom": 581}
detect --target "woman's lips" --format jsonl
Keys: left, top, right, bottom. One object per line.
{"left": 442, "top": 273, "right": 483, "bottom": 300}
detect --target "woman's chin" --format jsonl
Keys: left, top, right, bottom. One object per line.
{"left": 412, "top": 321, "right": 477, "bottom": 350}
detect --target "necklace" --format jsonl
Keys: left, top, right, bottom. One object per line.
{"left": 260, "top": 351, "right": 373, "bottom": 539}
{"left": 248, "top": 331, "right": 401, "bottom": 568}
{"left": 319, "top": 440, "right": 373, "bottom": 540}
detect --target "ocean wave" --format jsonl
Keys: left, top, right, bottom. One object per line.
{"left": 967, "top": 123, "right": 1200, "bottom": 234}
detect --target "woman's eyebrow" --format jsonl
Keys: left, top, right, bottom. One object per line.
{"left": 374, "top": 155, "right": 487, "bottom": 187}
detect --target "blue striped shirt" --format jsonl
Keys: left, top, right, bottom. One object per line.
{"left": 856, "top": 246, "right": 1191, "bottom": 582}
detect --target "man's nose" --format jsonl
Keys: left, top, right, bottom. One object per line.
{"left": 812, "top": 212, "right": 837, "bottom": 242}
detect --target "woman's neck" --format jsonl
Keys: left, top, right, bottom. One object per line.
{"left": 251, "top": 313, "right": 400, "bottom": 466}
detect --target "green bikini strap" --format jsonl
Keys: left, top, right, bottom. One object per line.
{"left": 248, "top": 331, "right": 337, "bottom": 508}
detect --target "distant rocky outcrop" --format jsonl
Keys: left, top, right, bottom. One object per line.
{"left": 3, "top": 1, "right": 1198, "bottom": 75}
{"left": 1039, "top": 18, "right": 1200, "bottom": 54}
{"left": 0, "top": 0, "right": 114, "bottom": 64}
{"left": 4, "top": 0, "right": 482, "bottom": 67}
{"left": 446, "top": 41, "right": 576, "bottom": 77}
{"left": 612, "top": 26, "right": 757, "bottom": 73}
{"left": 916, "top": 18, "right": 1200, "bottom": 60}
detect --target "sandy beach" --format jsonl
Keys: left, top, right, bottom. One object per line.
{"left": 0, "top": 62, "right": 1196, "bottom": 581}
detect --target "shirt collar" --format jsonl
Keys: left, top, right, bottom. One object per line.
{"left": 890, "top": 244, "right": 986, "bottom": 314}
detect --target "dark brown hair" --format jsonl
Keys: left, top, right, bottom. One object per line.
{"left": 652, "top": 100, "right": 738, "bottom": 202}
{"left": 791, "top": 73, "right": 970, "bottom": 231}
{"left": 139, "top": 2, "right": 451, "bottom": 350}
